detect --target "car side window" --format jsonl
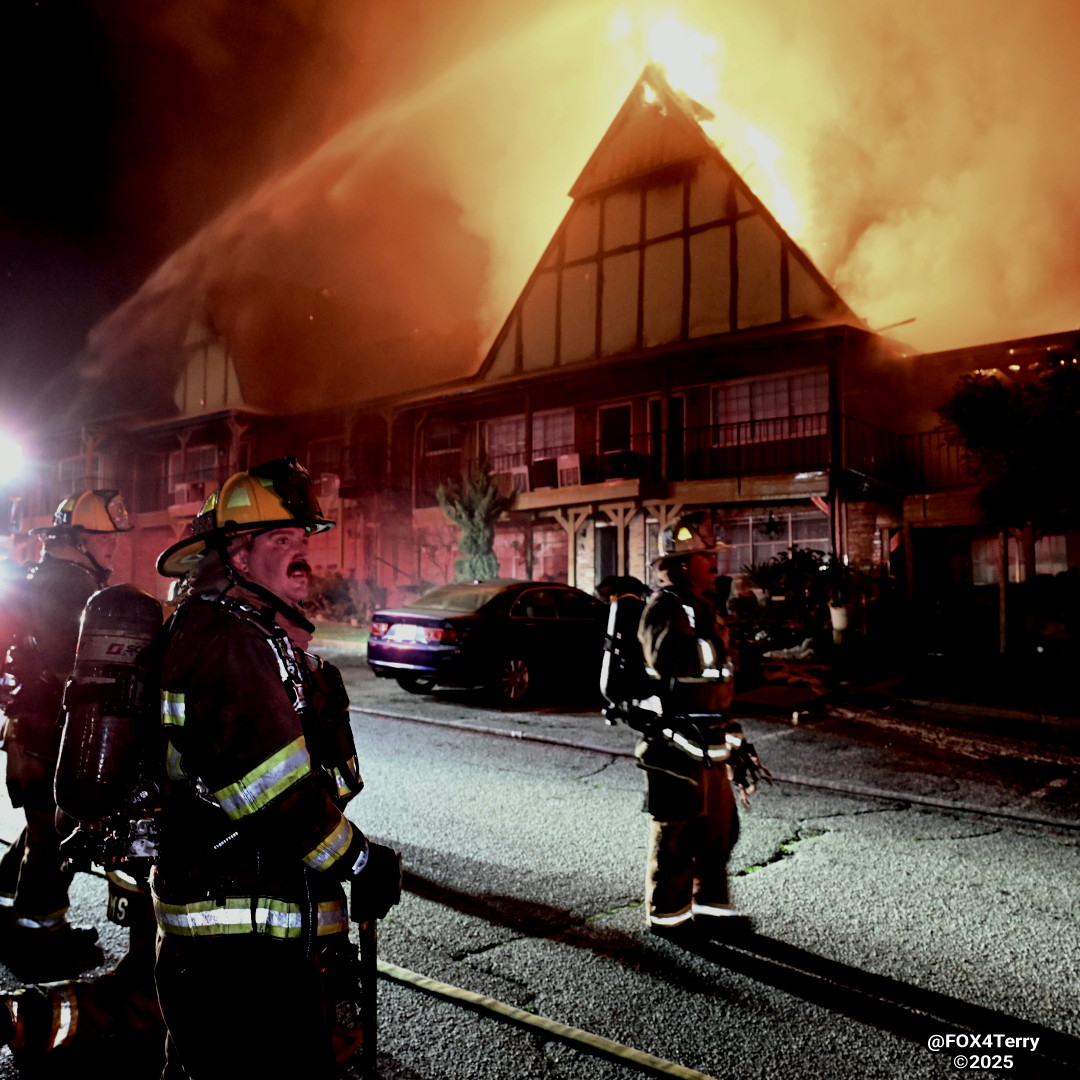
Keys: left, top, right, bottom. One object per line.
{"left": 511, "top": 589, "right": 559, "bottom": 619}
{"left": 553, "top": 588, "right": 602, "bottom": 620}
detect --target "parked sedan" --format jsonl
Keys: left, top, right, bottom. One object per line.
{"left": 366, "top": 579, "right": 607, "bottom": 703}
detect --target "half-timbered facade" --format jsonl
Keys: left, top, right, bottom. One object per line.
{"left": 7, "top": 66, "right": 1078, "bottom": 661}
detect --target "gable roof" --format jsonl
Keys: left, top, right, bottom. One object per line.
{"left": 477, "top": 65, "right": 862, "bottom": 381}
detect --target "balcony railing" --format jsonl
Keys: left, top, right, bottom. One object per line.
{"left": 416, "top": 413, "right": 915, "bottom": 508}
{"left": 899, "top": 429, "right": 977, "bottom": 491}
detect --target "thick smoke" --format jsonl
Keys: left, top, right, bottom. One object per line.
{"left": 73, "top": 0, "right": 1080, "bottom": 418}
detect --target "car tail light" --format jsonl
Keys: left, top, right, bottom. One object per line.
{"left": 370, "top": 620, "right": 390, "bottom": 639}
{"left": 422, "top": 626, "right": 457, "bottom": 644}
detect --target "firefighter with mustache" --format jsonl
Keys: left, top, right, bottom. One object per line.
{"left": 151, "top": 457, "right": 400, "bottom": 1079}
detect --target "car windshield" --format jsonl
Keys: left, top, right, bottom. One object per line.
{"left": 411, "top": 584, "right": 507, "bottom": 613}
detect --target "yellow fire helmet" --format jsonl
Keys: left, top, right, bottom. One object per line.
{"left": 655, "top": 510, "right": 730, "bottom": 564}
{"left": 156, "top": 457, "right": 334, "bottom": 578}
{"left": 31, "top": 490, "right": 132, "bottom": 536}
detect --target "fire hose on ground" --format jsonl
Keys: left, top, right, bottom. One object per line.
{"left": 374, "top": 959, "right": 722, "bottom": 1080}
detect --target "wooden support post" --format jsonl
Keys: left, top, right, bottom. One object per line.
{"left": 599, "top": 502, "right": 637, "bottom": 577}
{"left": 547, "top": 507, "right": 592, "bottom": 588}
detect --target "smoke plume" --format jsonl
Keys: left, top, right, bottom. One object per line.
{"left": 70, "top": 0, "right": 1080, "bottom": 418}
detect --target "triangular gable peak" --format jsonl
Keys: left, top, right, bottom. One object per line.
{"left": 480, "top": 66, "right": 861, "bottom": 380}
{"left": 173, "top": 308, "right": 245, "bottom": 416}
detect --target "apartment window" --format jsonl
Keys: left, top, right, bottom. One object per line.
{"left": 168, "top": 446, "right": 219, "bottom": 506}
{"left": 532, "top": 408, "right": 574, "bottom": 457}
{"left": 648, "top": 395, "right": 686, "bottom": 479}
{"left": 713, "top": 370, "right": 828, "bottom": 445}
{"left": 58, "top": 455, "right": 100, "bottom": 495}
{"left": 485, "top": 416, "right": 525, "bottom": 472}
{"left": 599, "top": 403, "right": 632, "bottom": 453}
{"left": 972, "top": 533, "right": 1068, "bottom": 585}
{"left": 486, "top": 409, "right": 575, "bottom": 469}
{"left": 715, "top": 510, "right": 831, "bottom": 578}
{"left": 425, "top": 419, "right": 464, "bottom": 455}
{"left": 307, "top": 438, "right": 344, "bottom": 478}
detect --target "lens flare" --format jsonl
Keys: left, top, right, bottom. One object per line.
{"left": 0, "top": 435, "right": 24, "bottom": 487}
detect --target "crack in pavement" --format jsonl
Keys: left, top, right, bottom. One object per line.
{"left": 734, "top": 828, "right": 827, "bottom": 875}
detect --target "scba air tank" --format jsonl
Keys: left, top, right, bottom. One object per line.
{"left": 55, "top": 583, "right": 163, "bottom": 826}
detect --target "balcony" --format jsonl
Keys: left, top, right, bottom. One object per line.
{"left": 415, "top": 413, "right": 917, "bottom": 510}
{"left": 899, "top": 429, "right": 977, "bottom": 492}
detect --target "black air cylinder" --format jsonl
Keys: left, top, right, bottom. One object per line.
{"left": 54, "top": 583, "right": 163, "bottom": 824}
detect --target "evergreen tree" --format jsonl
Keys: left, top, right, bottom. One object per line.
{"left": 437, "top": 460, "right": 515, "bottom": 582}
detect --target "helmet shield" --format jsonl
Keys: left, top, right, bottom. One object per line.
{"left": 248, "top": 458, "right": 325, "bottom": 523}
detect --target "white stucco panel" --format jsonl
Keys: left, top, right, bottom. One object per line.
{"left": 643, "top": 238, "right": 683, "bottom": 347}
{"left": 689, "top": 158, "right": 729, "bottom": 227}
{"left": 560, "top": 263, "right": 597, "bottom": 364}
{"left": 601, "top": 250, "right": 639, "bottom": 356}
{"left": 689, "top": 226, "right": 732, "bottom": 339}
{"left": 603, "top": 187, "right": 641, "bottom": 250}
{"left": 521, "top": 272, "right": 557, "bottom": 371}
{"left": 736, "top": 216, "right": 781, "bottom": 329}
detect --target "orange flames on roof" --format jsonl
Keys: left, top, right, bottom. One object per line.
{"left": 611, "top": 10, "right": 803, "bottom": 235}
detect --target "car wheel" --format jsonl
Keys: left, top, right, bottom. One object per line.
{"left": 395, "top": 675, "right": 436, "bottom": 695}
{"left": 493, "top": 657, "right": 532, "bottom": 704}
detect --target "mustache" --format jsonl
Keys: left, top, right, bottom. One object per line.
{"left": 287, "top": 559, "right": 312, "bottom": 576}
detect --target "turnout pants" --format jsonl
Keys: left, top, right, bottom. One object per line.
{"left": 156, "top": 933, "right": 344, "bottom": 1080}
{"left": 645, "top": 760, "right": 739, "bottom": 928}
{"left": 0, "top": 738, "right": 74, "bottom": 926}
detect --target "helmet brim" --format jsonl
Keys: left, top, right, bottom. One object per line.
{"left": 156, "top": 518, "right": 334, "bottom": 578}
{"left": 652, "top": 542, "right": 732, "bottom": 567}
{"left": 28, "top": 523, "right": 133, "bottom": 537}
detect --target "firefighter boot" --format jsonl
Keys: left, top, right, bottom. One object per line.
{"left": 3, "top": 922, "right": 102, "bottom": 980}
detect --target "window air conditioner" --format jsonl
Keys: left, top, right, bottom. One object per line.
{"left": 494, "top": 467, "right": 529, "bottom": 497}
{"left": 557, "top": 453, "right": 582, "bottom": 487}
{"left": 171, "top": 481, "right": 205, "bottom": 507}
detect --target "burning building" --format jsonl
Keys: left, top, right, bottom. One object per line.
{"left": 13, "top": 52, "right": 1079, "bottom": 663}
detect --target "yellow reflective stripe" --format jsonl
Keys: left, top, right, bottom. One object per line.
{"left": 165, "top": 739, "right": 187, "bottom": 781}
{"left": 316, "top": 901, "right": 349, "bottom": 937}
{"left": 161, "top": 690, "right": 185, "bottom": 728}
{"left": 662, "top": 728, "right": 732, "bottom": 761}
{"left": 153, "top": 895, "right": 347, "bottom": 939}
{"left": 214, "top": 736, "right": 311, "bottom": 821}
{"left": 304, "top": 817, "right": 354, "bottom": 873}
{"left": 322, "top": 760, "right": 361, "bottom": 800}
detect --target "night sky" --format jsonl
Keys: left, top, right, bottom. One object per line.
{"left": 0, "top": 0, "right": 415, "bottom": 426}
{"left": 4, "top": 1, "right": 1080, "bottom": 433}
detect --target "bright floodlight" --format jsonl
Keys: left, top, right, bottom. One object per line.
{"left": 0, "top": 434, "right": 24, "bottom": 486}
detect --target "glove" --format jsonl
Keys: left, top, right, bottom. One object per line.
{"left": 348, "top": 841, "right": 403, "bottom": 922}
{"left": 727, "top": 738, "right": 773, "bottom": 808}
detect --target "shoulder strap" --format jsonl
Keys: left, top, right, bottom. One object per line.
{"left": 202, "top": 594, "right": 308, "bottom": 712}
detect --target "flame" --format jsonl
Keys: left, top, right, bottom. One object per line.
{"left": 741, "top": 124, "right": 802, "bottom": 234}
{"left": 645, "top": 15, "right": 718, "bottom": 104}
{"left": 611, "top": 9, "right": 803, "bottom": 237}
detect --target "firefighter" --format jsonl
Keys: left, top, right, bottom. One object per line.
{"left": 151, "top": 457, "right": 399, "bottom": 1080}
{"left": 0, "top": 870, "right": 163, "bottom": 1070}
{"left": 0, "top": 489, "right": 131, "bottom": 973}
{"left": 636, "top": 511, "right": 764, "bottom": 941}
